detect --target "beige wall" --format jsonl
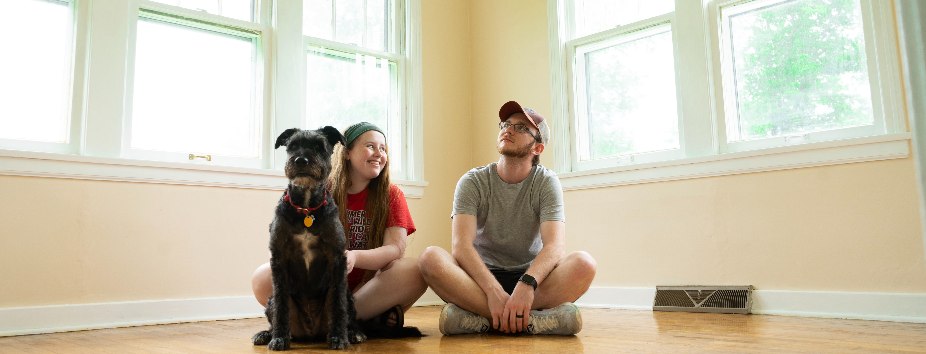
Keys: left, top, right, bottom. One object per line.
{"left": 470, "top": 0, "right": 554, "bottom": 166}
{"left": 1, "top": 0, "right": 924, "bottom": 312}
{"left": 0, "top": 175, "right": 275, "bottom": 306}
{"left": 408, "top": 0, "right": 473, "bottom": 258}
{"left": 565, "top": 159, "right": 926, "bottom": 291}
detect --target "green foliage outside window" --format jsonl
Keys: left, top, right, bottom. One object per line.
{"left": 733, "top": 0, "right": 873, "bottom": 140}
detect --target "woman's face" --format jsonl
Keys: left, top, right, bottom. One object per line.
{"left": 347, "top": 130, "right": 387, "bottom": 181}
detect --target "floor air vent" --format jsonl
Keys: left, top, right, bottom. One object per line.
{"left": 653, "top": 285, "right": 754, "bottom": 314}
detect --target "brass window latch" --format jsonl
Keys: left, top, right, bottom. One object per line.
{"left": 188, "top": 154, "right": 212, "bottom": 161}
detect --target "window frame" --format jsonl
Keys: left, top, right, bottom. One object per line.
{"left": 122, "top": 1, "right": 268, "bottom": 169}
{"left": 569, "top": 17, "right": 685, "bottom": 171}
{"left": 715, "top": 0, "right": 901, "bottom": 153}
{"left": 548, "top": 0, "right": 910, "bottom": 191}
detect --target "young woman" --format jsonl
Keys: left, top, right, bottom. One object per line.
{"left": 252, "top": 122, "right": 426, "bottom": 326}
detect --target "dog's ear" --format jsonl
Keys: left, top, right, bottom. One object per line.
{"left": 275, "top": 128, "right": 300, "bottom": 149}
{"left": 319, "top": 126, "right": 345, "bottom": 149}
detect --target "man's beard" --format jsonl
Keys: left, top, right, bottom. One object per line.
{"left": 498, "top": 140, "right": 534, "bottom": 159}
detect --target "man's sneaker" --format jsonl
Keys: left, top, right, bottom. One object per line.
{"left": 439, "top": 304, "right": 490, "bottom": 335}
{"left": 527, "top": 302, "right": 582, "bottom": 335}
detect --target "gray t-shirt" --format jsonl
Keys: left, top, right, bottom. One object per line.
{"left": 451, "top": 163, "right": 565, "bottom": 271}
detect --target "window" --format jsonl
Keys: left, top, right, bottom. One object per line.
{"left": 573, "top": 12, "right": 679, "bottom": 169}
{"left": 719, "top": 0, "right": 879, "bottom": 151}
{"left": 567, "top": 0, "right": 681, "bottom": 170}
{"left": 550, "top": 0, "right": 908, "bottom": 189}
{"left": 127, "top": 1, "right": 264, "bottom": 168}
{"left": 302, "top": 0, "right": 411, "bottom": 180}
{"left": 0, "top": 0, "right": 424, "bottom": 193}
{"left": 0, "top": 0, "right": 74, "bottom": 152}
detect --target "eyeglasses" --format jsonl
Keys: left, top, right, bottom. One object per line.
{"left": 499, "top": 121, "right": 541, "bottom": 141}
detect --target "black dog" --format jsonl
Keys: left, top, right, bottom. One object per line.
{"left": 252, "top": 127, "right": 366, "bottom": 350}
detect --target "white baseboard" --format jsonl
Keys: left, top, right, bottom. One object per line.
{"left": 0, "top": 296, "right": 265, "bottom": 337}
{"left": 3, "top": 288, "right": 924, "bottom": 336}
{"left": 576, "top": 287, "right": 926, "bottom": 323}
{"left": 575, "top": 286, "right": 656, "bottom": 310}
{"left": 752, "top": 290, "right": 926, "bottom": 323}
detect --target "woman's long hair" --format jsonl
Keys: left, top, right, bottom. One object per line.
{"left": 329, "top": 140, "right": 391, "bottom": 284}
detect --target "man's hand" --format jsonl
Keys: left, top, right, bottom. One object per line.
{"left": 503, "top": 283, "right": 534, "bottom": 333}
{"left": 487, "top": 288, "right": 510, "bottom": 332}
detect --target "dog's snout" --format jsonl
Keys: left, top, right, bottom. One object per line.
{"left": 294, "top": 157, "right": 309, "bottom": 166}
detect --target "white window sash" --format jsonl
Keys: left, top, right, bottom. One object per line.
{"left": 121, "top": 6, "right": 267, "bottom": 168}
{"left": 570, "top": 20, "right": 684, "bottom": 170}
{"left": 714, "top": 0, "right": 902, "bottom": 154}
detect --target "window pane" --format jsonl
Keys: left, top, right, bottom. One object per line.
{"left": 148, "top": 0, "right": 254, "bottom": 21}
{"left": 365, "top": 0, "right": 388, "bottom": 51}
{"left": 579, "top": 28, "right": 679, "bottom": 161}
{"left": 304, "top": 47, "right": 400, "bottom": 170}
{"left": 132, "top": 19, "right": 259, "bottom": 158}
{"left": 304, "top": 0, "right": 389, "bottom": 51}
{"left": 725, "top": 0, "right": 873, "bottom": 142}
{"left": 0, "top": 0, "right": 71, "bottom": 143}
{"left": 334, "top": 0, "right": 364, "bottom": 47}
{"left": 573, "top": 0, "right": 673, "bottom": 38}
{"left": 304, "top": 0, "right": 333, "bottom": 40}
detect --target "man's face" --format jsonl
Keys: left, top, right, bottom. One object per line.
{"left": 497, "top": 113, "right": 541, "bottom": 158}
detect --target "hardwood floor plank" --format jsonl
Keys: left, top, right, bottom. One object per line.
{"left": 1, "top": 306, "right": 924, "bottom": 353}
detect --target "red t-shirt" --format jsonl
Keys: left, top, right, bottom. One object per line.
{"left": 345, "top": 184, "right": 415, "bottom": 291}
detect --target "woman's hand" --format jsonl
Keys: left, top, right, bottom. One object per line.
{"left": 345, "top": 250, "right": 357, "bottom": 273}
{"left": 348, "top": 227, "right": 407, "bottom": 272}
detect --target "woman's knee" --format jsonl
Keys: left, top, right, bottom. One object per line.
{"left": 251, "top": 262, "right": 272, "bottom": 307}
{"left": 387, "top": 258, "right": 424, "bottom": 281}
{"left": 400, "top": 257, "right": 429, "bottom": 290}
{"left": 373, "top": 257, "right": 425, "bottom": 289}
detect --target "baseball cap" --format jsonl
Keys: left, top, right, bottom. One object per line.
{"left": 498, "top": 100, "right": 550, "bottom": 143}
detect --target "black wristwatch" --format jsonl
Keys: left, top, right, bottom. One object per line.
{"left": 518, "top": 273, "right": 538, "bottom": 291}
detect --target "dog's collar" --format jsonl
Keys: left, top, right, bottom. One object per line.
{"left": 283, "top": 191, "right": 328, "bottom": 228}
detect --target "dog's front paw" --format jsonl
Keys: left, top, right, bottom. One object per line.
{"left": 328, "top": 335, "right": 349, "bottom": 350}
{"left": 252, "top": 330, "right": 271, "bottom": 345}
{"left": 268, "top": 337, "right": 290, "bottom": 351}
{"left": 348, "top": 327, "right": 367, "bottom": 344}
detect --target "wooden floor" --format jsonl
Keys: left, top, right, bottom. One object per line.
{"left": 3, "top": 306, "right": 926, "bottom": 353}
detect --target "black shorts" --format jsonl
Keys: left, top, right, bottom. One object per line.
{"left": 490, "top": 268, "right": 525, "bottom": 295}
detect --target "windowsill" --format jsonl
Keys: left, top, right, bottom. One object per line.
{"left": 557, "top": 133, "right": 912, "bottom": 191}
{"left": 0, "top": 149, "right": 427, "bottom": 198}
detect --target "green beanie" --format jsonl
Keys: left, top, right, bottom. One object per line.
{"left": 343, "top": 122, "right": 385, "bottom": 146}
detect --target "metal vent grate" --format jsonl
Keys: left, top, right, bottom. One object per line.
{"left": 653, "top": 285, "right": 753, "bottom": 314}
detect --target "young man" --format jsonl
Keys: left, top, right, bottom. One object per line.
{"left": 418, "top": 100, "right": 597, "bottom": 335}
